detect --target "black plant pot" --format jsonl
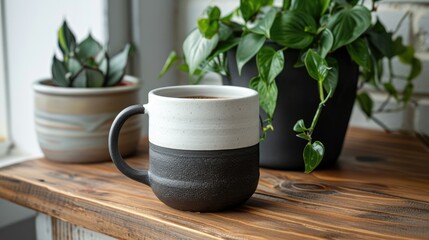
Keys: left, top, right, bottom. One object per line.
{"left": 224, "top": 47, "right": 359, "bottom": 170}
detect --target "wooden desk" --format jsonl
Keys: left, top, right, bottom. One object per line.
{"left": 0, "top": 128, "right": 428, "bottom": 239}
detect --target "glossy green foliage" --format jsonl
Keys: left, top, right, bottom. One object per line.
{"left": 52, "top": 21, "right": 131, "bottom": 88}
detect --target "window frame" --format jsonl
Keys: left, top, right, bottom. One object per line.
{"left": 0, "top": 0, "right": 11, "bottom": 157}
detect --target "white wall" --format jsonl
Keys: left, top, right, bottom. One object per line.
{"left": 131, "top": 0, "right": 179, "bottom": 133}
{"left": 4, "top": 0, "right": 108, "bottom": 156}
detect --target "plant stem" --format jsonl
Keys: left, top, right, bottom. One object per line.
{"left": 309, "top": 90, "right": 332, "bottom": 136}
{"left": 394, "top": 12, "right": 409, "bottom": 34}
{"left": 371, "top": 115, "right": 392, "bottom": 133}
{"left": 318, "top": 81, "right": 325, "bottom": 102}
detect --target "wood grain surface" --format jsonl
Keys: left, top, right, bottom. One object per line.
{"left": 0, "top": 128, "right": 428, "bottom": 239}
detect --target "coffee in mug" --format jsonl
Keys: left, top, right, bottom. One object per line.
{"left": 108, "top": 85, "right": 259, "bottom": 212}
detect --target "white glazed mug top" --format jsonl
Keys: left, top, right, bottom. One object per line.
{"left": 145, "top": 85, "right": 259, "bottom": 151}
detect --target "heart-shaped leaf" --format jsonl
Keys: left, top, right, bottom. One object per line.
{"left": 271, "top": 11, "right": 316, "bottom": 49}
{"left": 305, "top": 49, "right": 330, "bottom": 82}
{"left": 236, "top": 32, "right": 266, "bottom": 75}
{"left": 303, "top": 141, "right": 324, "bottom": 173}
{"left": 346, "top": 37, "right": 371, "bottom": 71}
{"left": 250, "top": 8, "right": 277, "bottom": 38}
{"left": 290, "top": 0, "right": 329, "bottom": 19}
{"left": 327, "top": 6, "right": 371, "bottom": 51}
{"left": 293, "top": 119, "right": 307, "bottom": 132}
{"left": 218, "top": 23, "right": 233, "bottom": 41}
{"left": 408, "top": 57, "right": 422, "bottom": 81}
{"left": 356, "top": 92, "right": 373, "bottom": 117}
{"left": 183, "top": 29, "right": 219, "bottom": 74}
{"left": 402, "top": 83, "right": 414, "bottom": 103}
{"left": 207, "top": 38, "right": 240, "bottom": 62}
{"left": 256, "top": 47, "right": 284, "bottom": 84}
{"left": 249, "top": 76, "right": 278, "bottom": 118}
{"left": 240, "top": 0, "right": 267, "bottom": 22}
{"left": 198, "top": 18, "right": 219, "bottom": 39}
{"left": 318, "top": 28, "right": 333, "bottom": 58}
{"left": 383, "top": 82, "right": 398, "bottom": 99}
{"left": 323, "top": 57, "right": 339, "bottom": 96}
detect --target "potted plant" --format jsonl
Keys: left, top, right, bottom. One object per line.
{"left": 33, "top": 21, "right": 141, "bottom": 163}
{"left": 160, "top": 0, "right": 422, "bottom": 172}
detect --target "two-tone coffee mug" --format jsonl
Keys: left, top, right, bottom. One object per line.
{"left": 108, "top": 85, "right": 260, "bottom": 212}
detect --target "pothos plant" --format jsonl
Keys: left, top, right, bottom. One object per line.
{"left": 160, "top": 0, "right": 421, "bottom": 173}
{"left": 51, "top": 21, "right": 131, "bottom": 88}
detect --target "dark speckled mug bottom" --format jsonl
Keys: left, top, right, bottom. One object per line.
{"left": 149, "top": 143, "right": 260, "bottom": 212}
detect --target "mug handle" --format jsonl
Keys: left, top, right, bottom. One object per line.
{"left": 108, "top": 104, "right": 150, "bottom": 186}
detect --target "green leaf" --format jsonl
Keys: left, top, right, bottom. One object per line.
{"left": 250, "top": 8, "right": 277, "bottom": 38}
{"left": 249, "top": 77, "right": 278, "bottom": 118}
{"left": 72, "top": 68, "right": 104, "bottom": 88}
{"left": 106, "top": 44, "right": 131, "bottom": 86}
{"left": 236, "top": 32, "right": 266, "bottom": 75}
{"left": 399, "top": 46, "right": 415, "bottom": 64}
{"left": 320, "top": 0, "right": 331, "bottom": 15}
{"left": 86, "top": 68, "right": 105, "bottom": 87}
{"left": 403, "top": 83, "right": 414, "bottom": 103}
{"left": 58, "top": 21, "right": 76, "bottom": 55}
{"left": 318, "top": 28, "right": 333, "bottom": 58}
{"left": 72, "top": 69, "right": 87, "bottom": 87}
{"left": 177, "top": 63, "right": 189, "bottom": 73}
{"left": 293, "top": 49, "right": 307, "bottom": 68}
{"left": 366, "top": 19, "right": 396, "bottom": 59}
{"left": 392, "top": 36, "right": 407, "bottom": 56}
{"left": 304, "top": 49, "right": 330, "bottom": 82}
{"left": 324, "top": 57, "right": 338, "bottom": 96}
{"left": 183, "top": 29, "right": 219, "bottom": 74}
{"left": 256, "top": 47, "right": 284, "bottom": 83}
{"left": 52, "top": 56, "right": 69, "bottom": 87}
{"left": 67, "top": 57, "right": 82, "bottom": 75}
{"left": 408, "top": 57, "right": 422, "bottom": 81}
{"left": 383, "top": 82, "right": 398, "bottom": 99}
{"left": 99, "top": 53, "right": 109, "bottom": 76}
{"left": 327, "top": 6, "right": 371, "bottom": 51}
{"left": 289, "top": 0, "right": 322, "bottom": 18}
{"left": 159, "top": 51, "right": 178, "bottom": 78}
{"left": 77, "top": 34, "right": 103, "bottom": 60}
{"left": 271, "top": 11, "right": 317, "bottom": 49}
{"left": 303, "top": 141, "right": 324, "bottom": 173}
{"left": 346, "top": 0, "right": 360, "bottom": 5}
{"left": 296, "top": 133, "right": 311, "bottom": 141}
{"left": 293, "top": 119, "right": 307, "bottom": 132}
{"left": 356, "top": 92, "right": 373, "bottom": 117}
{"left": 198, "top": 18, "right": 219, "bottom": 39}
{"left": 346, "top": 37, "right": 371, "bottom": 71}
{"left": 240, "top": 0, "right": 264, "bottom": 22}
{"left": 206, "top": 6, "right": 221, "bottom": 20}
{"left": 282, "top": 0, "right": 291, "bottom": 10}
{"left": 208, "top": 38, "right": 240, "bottom": 61}
{"left": 218, "top": 23, "right": 233, "bottom": 41}
{"left": 198, "top": 6, "right": 222, "bottom": 39}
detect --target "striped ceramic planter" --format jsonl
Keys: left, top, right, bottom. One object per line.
{"left": 33, "top": 76, "right": 141, "bottom": 163}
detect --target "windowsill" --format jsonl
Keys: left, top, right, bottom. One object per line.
{"left": 0, "top": 147, "right": 41, "bottom": 168}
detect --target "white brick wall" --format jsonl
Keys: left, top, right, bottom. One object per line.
{"left": 351, "top": 1, "right": 429, "bottom": 134}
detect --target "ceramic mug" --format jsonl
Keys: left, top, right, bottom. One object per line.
{"left": 108, "top": 85, "right": 260, "bottom": 212}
